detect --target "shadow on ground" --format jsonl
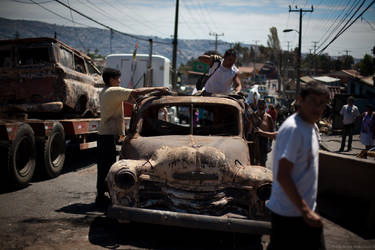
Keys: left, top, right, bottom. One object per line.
{"left": 0, "top": 148, "right": 98, "bottom": 194}
{"left": 56, "top": 202, "right": 263, "bottom": 250}
{"left": 88, "top": 217, "right": 263, "bottom": 250}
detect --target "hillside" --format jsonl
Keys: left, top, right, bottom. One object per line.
{"left": 0, "top": 17, "right": 234, "bottom": 65}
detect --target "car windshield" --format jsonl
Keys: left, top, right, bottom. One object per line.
{"left": 140, "top": 104, "right": 239, "bottom": 136}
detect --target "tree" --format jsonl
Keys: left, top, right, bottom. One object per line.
{"left": 357, "top": 54, "right": 374, "bottom": 76}
{"left": 267, "top": 27, "right": 281, "bottom": 65}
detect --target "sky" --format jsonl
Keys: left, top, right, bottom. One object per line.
{"left": 1, "top": 0, "right": 374, "bottom": 59}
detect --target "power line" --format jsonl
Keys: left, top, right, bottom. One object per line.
{"left": 100, "top": 0, "right": 168, "bottom": 37}
{"left": 76, "top": 0, "right": 139, "bottom": 34}
{"left": 53, "top": 0, "right": 171, "bottom": 45}
{"left": 67, "top": 0, "right": 87, "bottom": 51}
{"left": 12, "top": 0, "right": 54, "bottom": 3}
{"left": 29, "top": 0, "right": 93, "bottom": 27}
{"left": 317, "top": 0, "right": 361, "bottom": 52}
{"left": 317, "top": 0, "right": 375, "bottom": 54}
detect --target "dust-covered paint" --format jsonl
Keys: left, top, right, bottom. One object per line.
{"left": 0, "top": 37, "right": 103, "bottom": 118}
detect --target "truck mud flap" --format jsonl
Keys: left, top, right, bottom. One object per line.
{"left": 108, "top": 205, "right": 271, "bottom": 235}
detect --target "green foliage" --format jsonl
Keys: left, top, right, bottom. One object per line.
{"left": 357, "top": 54, "right": 374, "bottom": 76}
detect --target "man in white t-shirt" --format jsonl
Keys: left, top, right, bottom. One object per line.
{"left": 198, "top": 49, "right": 242, "bottom": 95}
{"left": 266, "top": 82, "right": 329, "bottom": 250}
{"left": 339, "top": 96, "right": 360, "bottom": 151}
{"left": 96, "top": 68, "right": 168, "bottom": 209}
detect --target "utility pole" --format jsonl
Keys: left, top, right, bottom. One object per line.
{"left": 172, "top": 0, "right": 179, "bottom": 90}
{"left": 252, "top": 40, "right": 260, "bottom": 82}
{"left": 209, "top": 32, "right": 224, "bottom": 52}
{"left": 312, "top": 41, "right": 318, "bottom": 75}
{"left": 146, "top": 39, "right": 153, "bottom": 87}
{"left": 343, "top": 50, "right": 351, "bottom": 57}
{"left": 284, "top": 41, "right": 291, "bottom": 91}
{"left": 343, "top": 49, "right": 351, "bottom": 69}
{"left": 288, "top": 5, "right": 313, "bottom": 100}
{"left": 109, "top": 29, "right": 113, "bottom": 54}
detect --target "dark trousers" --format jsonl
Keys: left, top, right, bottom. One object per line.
{"left": 340, "top": 123, "right": 354, "bottom": 150}
{"left": 258, "top": 136, "right": 268, "bottom": 166}
{"left": 97, "top": 135, "right": 117, "bottom": 196}
{"left": 267, "top": 212, "right": 325, "bottom": 250}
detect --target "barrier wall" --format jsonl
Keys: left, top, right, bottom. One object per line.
{"left": 318, "top": 151, "right": 375, "bottom": 230}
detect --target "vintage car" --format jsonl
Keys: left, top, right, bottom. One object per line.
{"left": 106, "top": 93, "right": 273, "bottom": 234}
{"left": 0, "top": 37, "right": 103, "bottom": 118}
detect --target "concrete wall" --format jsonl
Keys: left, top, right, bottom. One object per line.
{"left": 318, "top": 151, "right": 375, "bottom": 230}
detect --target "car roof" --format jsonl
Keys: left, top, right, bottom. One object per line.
{"left": 0, "top": 37, "right": 91, "bottom": 60}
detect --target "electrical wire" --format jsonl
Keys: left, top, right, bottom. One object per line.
{"left": 66, "top": 0, "right": 87, "bottom": 51}
{"left": 29, "top": 0, "right": 94, "bottom": 27}
{"left": 11, "top": 0, "right": 54, "bottom": 3}
{"left": 316, "top": 0, "right": 360, "bottom": 51}
{"left": 317, "top": 0, "right": 375, "bottom": 54}
{"left": 100, "top": 0, "right": 169, "bottom": 37}
{"left": 53, "top": 0, "right": 171, "bottom": 45}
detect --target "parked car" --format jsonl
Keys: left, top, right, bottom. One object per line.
{"left": 106, "top": 93, "right": 273, "bottom": 234}
{"left": 0, "top": 37, "right": 103, "bottom": 118}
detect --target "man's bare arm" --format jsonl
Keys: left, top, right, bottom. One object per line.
{"left": 256, "top": 129, "right": 277, "bottom": 139}
{"left": 233, "top": 74, "right": 242, "bottom": 93}
{"left": 198, "top": 55, "right": 211, "bottom": 65}
{"left": 277, "top": 158, "right": 323, "bottom": 228}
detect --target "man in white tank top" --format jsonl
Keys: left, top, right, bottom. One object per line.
{"left": 198, "top": 49, "right": 242, "bottom": 95}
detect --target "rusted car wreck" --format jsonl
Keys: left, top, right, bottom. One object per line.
{"left": 0, "top": 37, "right": 102, "bottom": 118}
{"left": 107, "top": 93, "right": 273, "bottom": 234}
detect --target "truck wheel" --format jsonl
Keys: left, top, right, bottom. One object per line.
{"left": 8, "top": 123, "right": 36, "bottom": 186}
{"left": 41, "top": 122, "right": 65, "bottom": 178}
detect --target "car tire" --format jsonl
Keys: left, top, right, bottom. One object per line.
{"left": 8, "top": 123, "right": 36, "bottom": 186}
{"left": 40, "top": 122, "right": 66, "bottom": 178}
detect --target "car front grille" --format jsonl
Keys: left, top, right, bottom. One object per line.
{"left": 137, "top": 180, "right": 250, "bottom": 218}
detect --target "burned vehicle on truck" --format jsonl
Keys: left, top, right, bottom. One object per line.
{"left": 106, "top": 93, "right": 273, "bottom": 234}
{"left": 0, "top": 37, "right": 103, "bottom": 118}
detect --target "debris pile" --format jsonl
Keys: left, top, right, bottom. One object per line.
{"left": 318, "top": 118, "right": 332, "bottom": 134}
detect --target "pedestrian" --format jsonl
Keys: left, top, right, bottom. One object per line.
{"left": 252, "top": 99, "right": 277, "bottom": 166}
{"left": 198, "top": 49, "right": 242, "bottom": 95}
{"left": 266, "top": 82, "right": 329, "bottom": 250}
{"left": 247, "top": 91, "right": 260, "bottom": 111}
{"left": 267, "top": 104, "right": 278, "bottom": 123}
{"left": 96, "top": 67, "right": 168, "bottom": 209}
{"left": 339, "top": 96, "right": 360, "bottom": 152}
{"left": 360, "top": 104, "right": 375, "bottom": 150}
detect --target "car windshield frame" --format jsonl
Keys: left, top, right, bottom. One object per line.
{"left": 139, "top": 102, "right": 240, "bottom": 137}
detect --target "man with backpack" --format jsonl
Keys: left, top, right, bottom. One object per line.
{"left": 197, "top": 49, "right": 242, "bottom": 95}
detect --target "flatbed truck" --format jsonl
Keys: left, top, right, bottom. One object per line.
{"left": 0, "top": 115, "right": 102, "bottom": 186}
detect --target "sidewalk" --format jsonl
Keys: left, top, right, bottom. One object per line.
{"left": 320, "top": 134, "right": 364, "bottom": 157}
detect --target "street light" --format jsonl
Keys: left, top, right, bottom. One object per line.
{"left": 283, "top": 28, "right": 301, "bottom": 101}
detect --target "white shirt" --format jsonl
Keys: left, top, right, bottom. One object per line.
{"left": 340, "top": 104, "right": 360, "bottom": 125}
{"left": 204, "top": 59, "right": 238, "bottom": 94}
{"left": 266, "top": 113, "right": 319, "bottom": 217}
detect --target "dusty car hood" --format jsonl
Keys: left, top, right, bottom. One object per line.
{"left": 120, "top": 135, "right": 250, "bottom": 166}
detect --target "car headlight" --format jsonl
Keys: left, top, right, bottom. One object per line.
{"left": 115, "top": 168, "right": 137, "bottom": 190}
{"left": 256, "top": 183, "right": 272, "bottom": 201}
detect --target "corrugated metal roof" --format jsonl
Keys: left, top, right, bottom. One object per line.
{"left": 313, "top": 76, "right": 340, "bottom": 83}
{"left": 300, "top": 76, "right": 315, "bottom": 83}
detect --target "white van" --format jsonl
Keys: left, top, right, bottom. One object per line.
{"left": 105, "top": 54, "right": 171, "bottom": 89}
